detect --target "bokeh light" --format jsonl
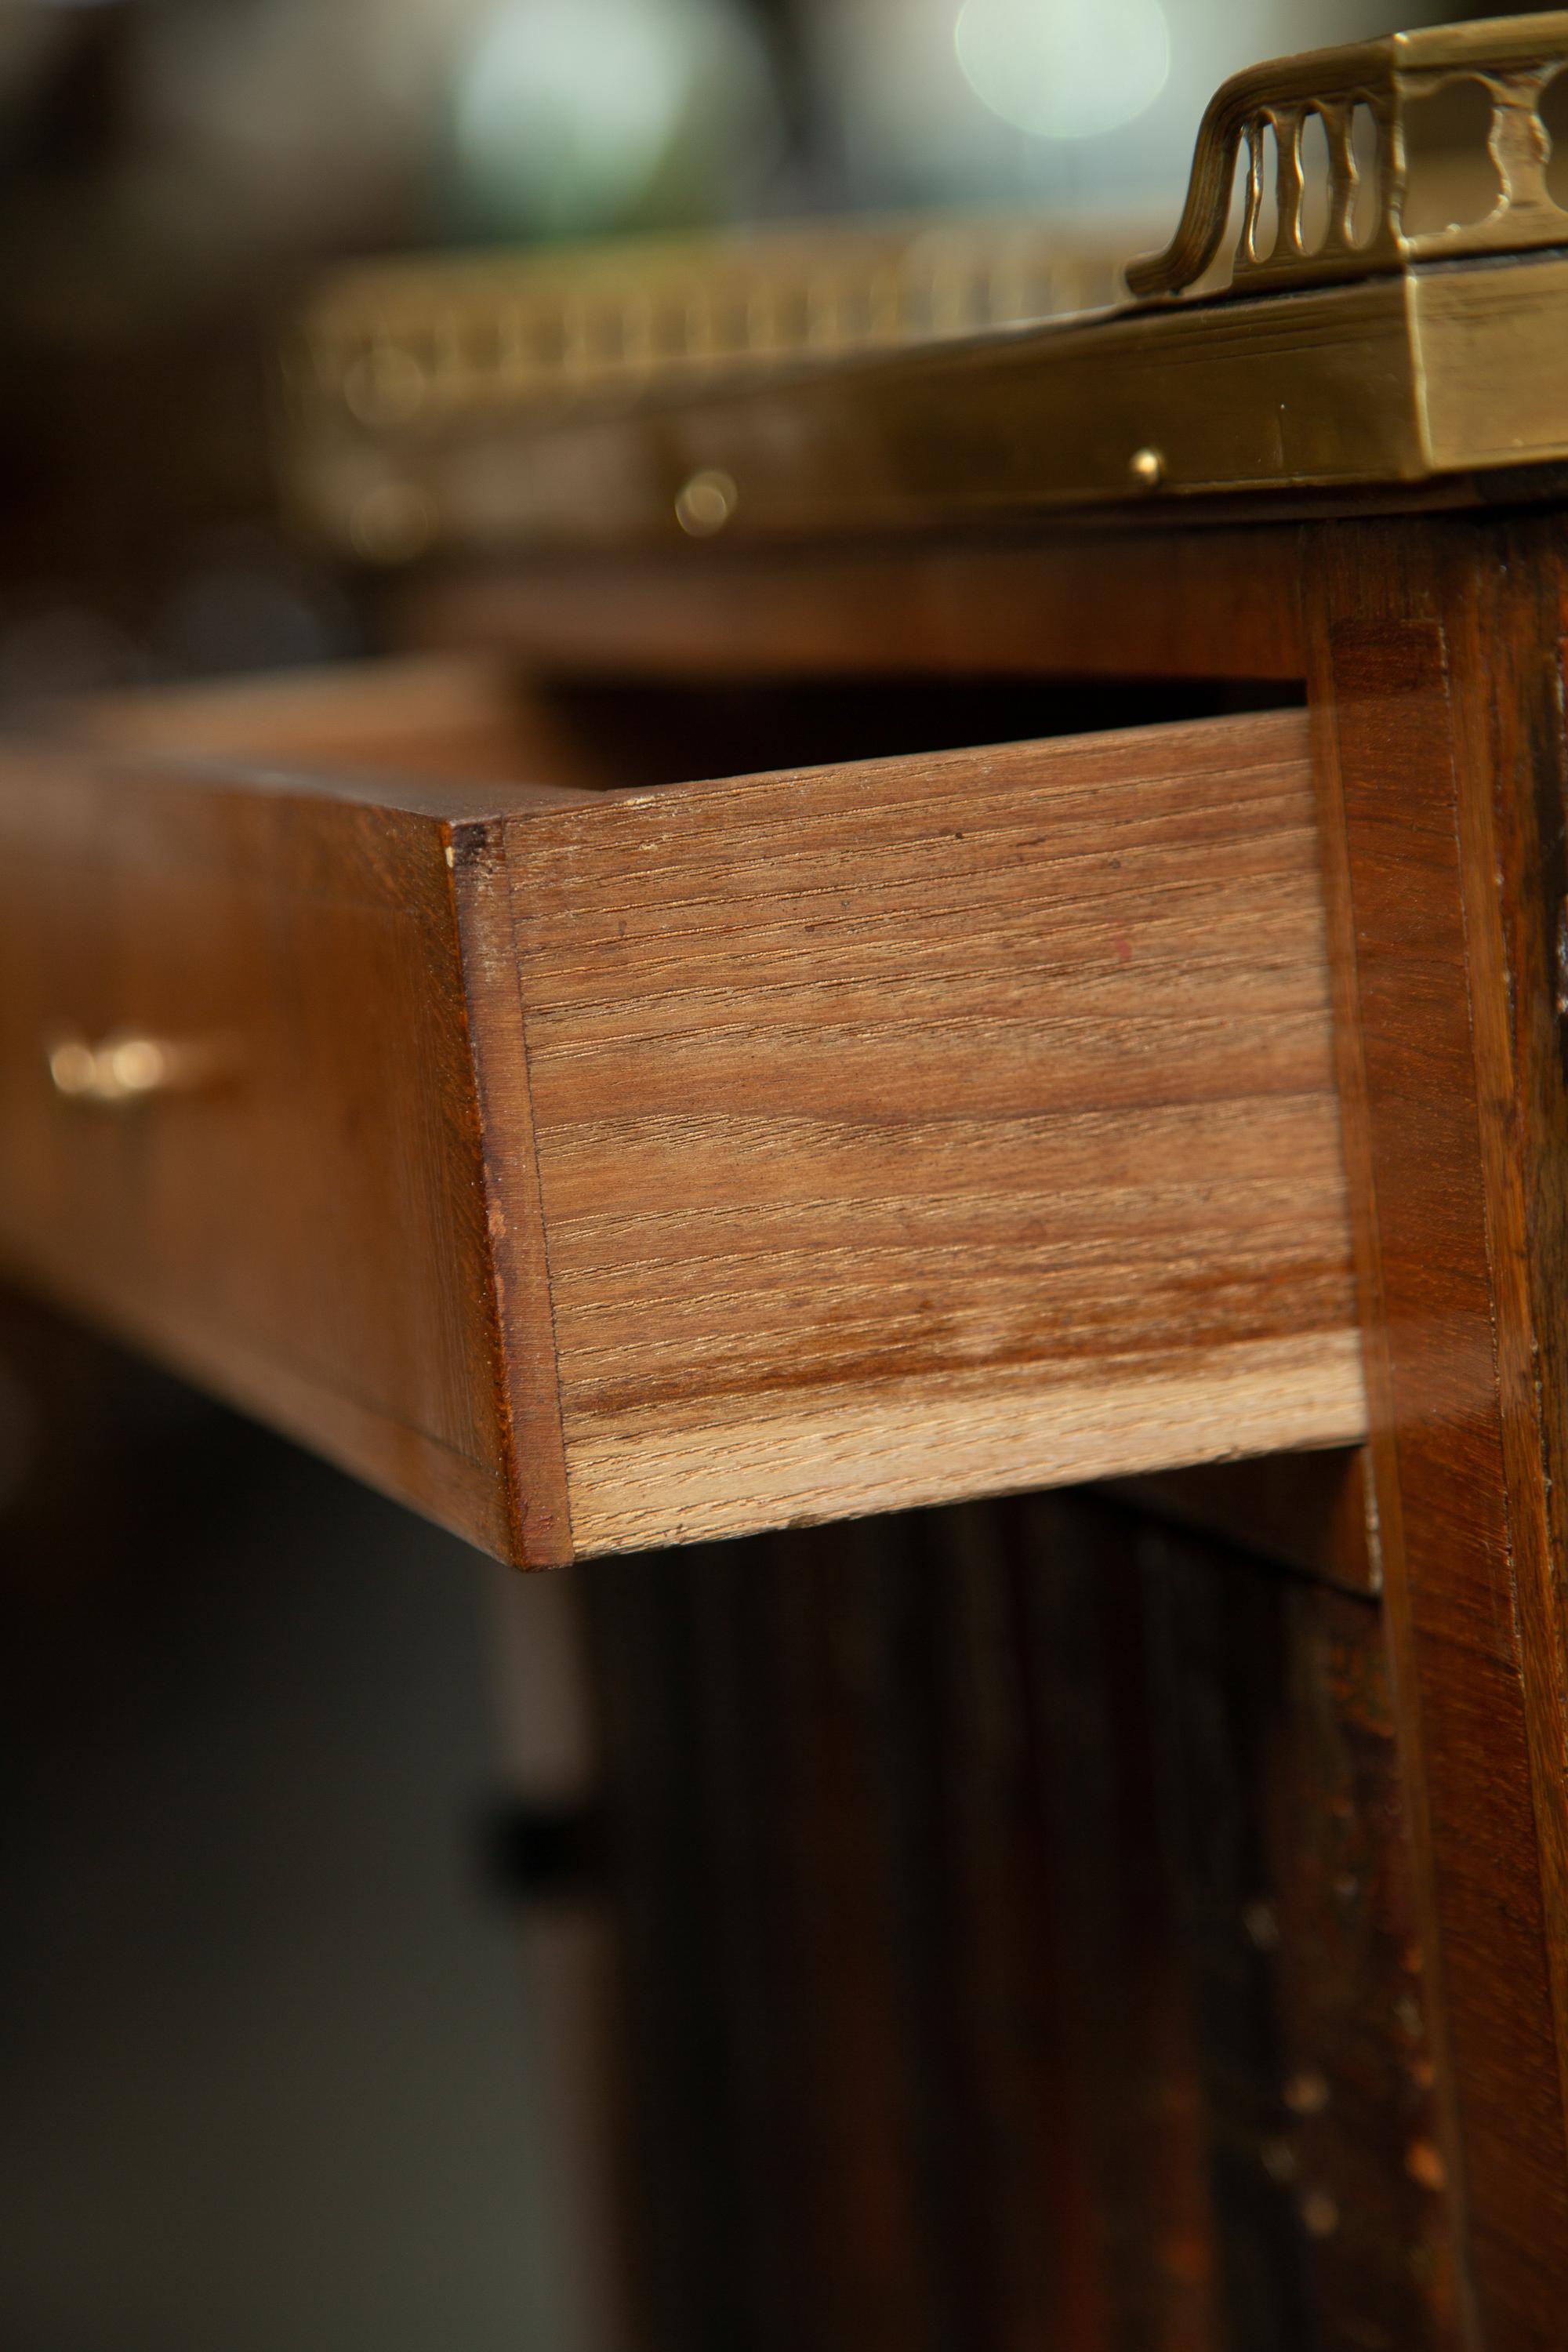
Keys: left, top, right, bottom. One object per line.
{"left": 954, "top": 0, "right": 1171, "bottom": 141}
{"left": 453, "top": 0, "right": 782, "bottom": 238}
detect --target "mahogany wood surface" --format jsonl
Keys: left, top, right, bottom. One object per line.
{"left": 1305, "top": 514, "right": 1568, "bottom": 2350}
{"left": 583, "top": 1488, "right": 1454, "bottom": 2352}
{"left": 0, "top": 682, "right": 1364, "bottom": 1564}
{"left": 0, "top": 732, "right": 583, "bottom": 1561}
{"left": 407, "top": 528, "right": 1308, "bottom": 687}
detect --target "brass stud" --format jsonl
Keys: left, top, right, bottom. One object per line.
{"left": 1129, "top": 445, "right": 1166, "bottom": 491}
{"left": 676, "top": 468, "right": 739, "bottom": 538}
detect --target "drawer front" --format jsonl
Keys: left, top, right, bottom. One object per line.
{"left": 0, "top": 743, "right": 523, "bottom": 1555}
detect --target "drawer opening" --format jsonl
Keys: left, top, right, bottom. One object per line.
{"left": 78, "top": 655, "right": 1305, "bottom": 800}
{"left": 474, "top": 671, "right": 1307, "bottom": 793}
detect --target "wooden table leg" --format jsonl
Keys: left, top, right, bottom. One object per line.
{"left": 1307, "top": 514, "right": 1568, "bottom": 2349}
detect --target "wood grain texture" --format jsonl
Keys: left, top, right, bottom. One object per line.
{"left": 0, "top": 729, "right": 578, "bottom": 1559}
{"left": 504, "top": 708, "right": 1364, "bottom": 1553}
{"left": 1306, "top": 517, "right": 1568, "bottom": 2350}
{"left": 452, "top": 822, "right": 575, "bottom": 1565}
{"left": 1, "top": 674, "right": 1368, "bottom": 1563}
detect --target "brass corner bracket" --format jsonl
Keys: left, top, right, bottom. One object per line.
{"left": 1127, "top": 10, "right": 1568, "bottom": 299}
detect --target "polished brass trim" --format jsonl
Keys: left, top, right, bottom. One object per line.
{"left": 278, "top": 17, "right": 1568, "bottom": 553}
{"left": 281, "top": 251, "right": 1568, "bottom": 553}
{"left": 287, "top": 216, "right": 1145, "bottom": 439}
{"left": 1127, "top": 11, "right": 1568, "bottom": 298}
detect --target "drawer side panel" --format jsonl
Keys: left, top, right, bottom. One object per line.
{"left": 504, "top": 710, "right": 1365, "bottom": 1554}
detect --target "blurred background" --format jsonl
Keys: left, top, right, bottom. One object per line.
{"left": 0, "top": 2, "right": 1530, "bottom": 2347}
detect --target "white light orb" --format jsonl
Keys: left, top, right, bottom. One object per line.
{"left": 954, "top": 0, "right": 1171, "bottom": 141}
{"left": 454, "top": 0, "right": 779, "bottom": 237}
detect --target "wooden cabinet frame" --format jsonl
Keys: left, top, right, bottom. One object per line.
{"left": 408, "top": 506, "right": 1568, "bottom": 2346}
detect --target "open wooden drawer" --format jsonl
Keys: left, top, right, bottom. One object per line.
{"left": 0, "top": 655, "right": 1364, "bottom": 1565}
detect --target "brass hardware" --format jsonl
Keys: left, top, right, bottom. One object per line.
{"left": 1127, "top": 12, "right": 1568, "bottom": 299}
{"left": 675, "top": 470, "right": 738, "bottom": 538}
{"left": 47, "top": 1031, "right": 233, "bottom": 1108}
{"left": 301, "top": 251, "right": 1564, "bottom": 545}
{"left": 283, "top": 216, "right": 1142, "bottom": 446}
{"left": 278, "top": 17, "right": 1568, "bottom": 552}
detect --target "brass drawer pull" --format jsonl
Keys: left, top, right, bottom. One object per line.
{"left": 46, "top": 1031, "right": 230, "bottom": 1107}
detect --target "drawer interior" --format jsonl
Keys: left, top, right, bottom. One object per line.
{"left": 78, "top": 652, "right": 1303, "bottom": 794}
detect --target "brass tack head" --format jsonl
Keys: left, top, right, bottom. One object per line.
{"left": 1128, "top": 445, "right": 1166, "bottom": 490}
{"left": 676, "top": 468, "right": 739, "bottom": 538}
